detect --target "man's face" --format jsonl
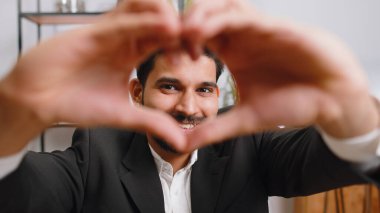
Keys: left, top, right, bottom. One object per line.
{"left": 131, "top": 52, "right": 219, "bottom": 151}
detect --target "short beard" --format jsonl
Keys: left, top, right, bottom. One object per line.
{"left": 152, "top": 112, "right": 206, "bottom": 154}
{"left": 153, "top": 136, "right": 179, "bottom": 154}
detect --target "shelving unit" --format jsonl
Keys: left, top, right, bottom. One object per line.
{"left": 17, "top": 0, "right": 104, "bottom": 151}
{"left": 21, "top": 12, "right": 102, "bottom": 25}
{"left": 17, "top": 0, "right": 104, "bottom": 56}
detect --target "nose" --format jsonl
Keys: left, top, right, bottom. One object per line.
{"left": 174, "top": 90, "right": 200, "bottom": 116}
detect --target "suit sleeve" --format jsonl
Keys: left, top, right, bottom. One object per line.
{"left": 0, "top": 129, "right": 90, "bottom": 213}
{"left": 255, "top": 127, "right": 367, "bottom": 197}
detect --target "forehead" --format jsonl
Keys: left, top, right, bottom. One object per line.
{"left": 147, "top": 53, "right": 217, "bottom": 84}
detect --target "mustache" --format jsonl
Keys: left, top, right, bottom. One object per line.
{"left": 170, "top": 113, "right": 206, "bottom": 125}
{"left": 151, "top": 113, "right": 207, "bottom": 154}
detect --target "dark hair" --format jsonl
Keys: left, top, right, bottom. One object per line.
{"left": 136, "top": 49, "right": 224, "bottom": 87}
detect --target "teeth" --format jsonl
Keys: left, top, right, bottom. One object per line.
{"left": 179, "top": 124, "right": 195, "bottom": 129}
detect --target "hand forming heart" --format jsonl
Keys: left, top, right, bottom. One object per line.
{"left": 0, "top": 0, "right": 378, "bottom": 155}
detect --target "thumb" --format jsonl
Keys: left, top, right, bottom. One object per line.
{"left": 112, "top": 105, "right": 186, "bottom": 150}
{"left": 185, "top": 107, "right": 258, "bottom": 151}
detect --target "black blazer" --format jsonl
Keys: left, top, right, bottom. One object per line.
{"left": 0, "top": 127, "right": 366, "bottom": 213}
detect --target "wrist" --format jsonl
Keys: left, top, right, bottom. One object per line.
{"left": 0, "top": 77, "right": 46, "bottom": 156}
{"left": 318, "top": 93, "right": 379, "bottom": 139}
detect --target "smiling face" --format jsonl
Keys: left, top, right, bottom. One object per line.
{"left": 130, "top": 52, "right": 220, "bottom": 154}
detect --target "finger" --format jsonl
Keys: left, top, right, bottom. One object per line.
{"left": 181, "top": 39, "right": 203, "bottom": 60}
{"left": 77, "top": 97, "right": 186, "bottom": 150}
{"left": 183, "top": 0, "right": 253, "bottom": 55}
{"left": 182, "top": 0, "right": 232, "bottom": 54}
{"left": 101, "top": 0, "right": 182, "bottom": 61}
{"left": 183, "top": 14, "right": 246, "bottom": 59}
{"left": 109, "top": 104, "right": 187, "bottom": 150}
{"left": 93, "top": 14, "right": 180, "bottom": 59}
{"left": 115, "top": 0, "right": 173, "bottom": 15}
{"left": 101, "top": 13, "right": 180, "bottom": 38}
{"left": 137, "top": 36, "right": 181, "bottom": 59}
{"left": 183, "top": 1, "right": 272, "bottom": 54}
{"left": 65, "top": 96, "right": 186, "bottom": 150}
{"left": 185, "top": 86, "right": 336, "bottom": 151}
{"left": 101, "top": 0, "right": 181, "bottom": 38}
{"left": 114, "top": 0, "right": 180, "bottom": 32}
{"left": 185, "top": 107, "right": 258, "bottom": 151}
{"left": 183, "top": 0, "right": 230, "bottom": 29}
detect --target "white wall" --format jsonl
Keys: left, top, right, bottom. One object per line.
{"left": 0, "top": 0, "right": 18, "bottom": 79}
{"left": 251, "top": 0, "right": 380, "bottom": 98}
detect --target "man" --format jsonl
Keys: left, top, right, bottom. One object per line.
{"left": 0, "top": 0, "right": 379, "bottom": 212}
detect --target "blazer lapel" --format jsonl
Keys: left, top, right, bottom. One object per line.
{"left": 191, "top": 147, "right": 230, "bottom": 213}
{"left": 119, "top": 133, "right": 165, "bottom": 213}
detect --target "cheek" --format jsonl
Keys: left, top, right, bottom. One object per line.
{"left": 200, "top": 97, "right": 219, "bottom": 117}
{"left": 143, "top": 91, "right": 178, "bottom": 111}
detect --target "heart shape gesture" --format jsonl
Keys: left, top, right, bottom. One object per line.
{"left": 0, "top": 0, "right": 378, "bottom": 156}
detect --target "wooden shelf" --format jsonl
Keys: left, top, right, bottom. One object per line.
{"left": 21, "top": 12, "right": 104, "bottom": 25}
{"left": 51, "top": 123, "right": 77, "bottom": 128}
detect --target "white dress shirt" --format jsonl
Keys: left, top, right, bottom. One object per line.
{"left": 321, "top": 128, "right": 380, "bottom": 163}
{"left": 149, "top": 145, "right": 198, "bottom": 213}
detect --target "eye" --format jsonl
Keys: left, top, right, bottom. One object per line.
{"left": 159, "top": 84, "right": 179, "bottom": 94}
{"left": 197, "top": 87, "right": 215, "bottom": 94}
{"left": 161, "top": 84, "right": 176, "bottom": 90}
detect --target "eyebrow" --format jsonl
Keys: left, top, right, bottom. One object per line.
{"left": 155, "top": 77, "right": 180, "bottom": 85}
{"left": 200, "top": 82, "right": 218, "bottom": 88}
{"left": 155, "top": 77, "right": 218, "bottom": 88}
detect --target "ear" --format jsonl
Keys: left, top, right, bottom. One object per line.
{"left": 129, "top": 78, "right": 143, "bottom": 105}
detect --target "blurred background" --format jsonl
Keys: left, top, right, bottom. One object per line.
{"left": 1, "top": 0, "right": 380, "bottom": 212}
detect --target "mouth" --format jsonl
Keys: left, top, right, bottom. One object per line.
{"left": 179, "top": 123, "right": 196, "bottom": 129}
{"left": 171, "top": 113, "right": 205, "bottom": 132}
{"left": 179, "top": 123, "right": 198, "bottom": 132}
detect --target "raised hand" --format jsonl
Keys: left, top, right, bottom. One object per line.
{"left": 181, "top": 0, "right": 379, "bottom": 150}
{"left": 0, "top": 0, "right": 185, "bottom": 155}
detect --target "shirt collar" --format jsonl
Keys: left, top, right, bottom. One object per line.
{"left": 148, "top": 144, "right": 198, "bottom": 175}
